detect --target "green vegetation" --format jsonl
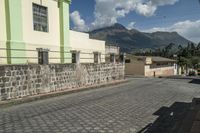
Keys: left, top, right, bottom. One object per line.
{"left": 135, "top": 42, "right": 200, "bottom": 68}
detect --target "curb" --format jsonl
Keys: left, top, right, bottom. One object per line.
{"left": 159, "top": 76, "right": 200, "bottom": 80}
{"left": 0, "top": 79, "right": 128, "bottom": 108}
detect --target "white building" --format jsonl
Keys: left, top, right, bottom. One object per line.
{"left": 0, "top": 0, "right": 106, "bottom": 65}
{"left": 70, "top": 31, "right": 105, "bottom": 63}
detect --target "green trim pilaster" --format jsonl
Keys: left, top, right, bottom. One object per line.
{"left": 59, "top": 0, "right": 71, "bottom": 63}
{"left": 5, "top": 0, "right": 26, "bottom": 64}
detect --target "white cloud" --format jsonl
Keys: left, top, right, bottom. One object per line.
{"left": 135, "top": 2, "right": 156, "bottom": 17}
{"left": 151, "top": 0, "right": 179, "bottom": 6}
{"left": 90, "top": 0, "right": 179, "bottom": 30}
{"left": 127, "top": 22, "right": 136, "bottom": 30}
{"left": 70, "top": 11, "right": 89, "bottom": 32}
{"left": 70, "top": 0, "right": 179, "bottom": 31}
{"left": 143, "top": 20, "right": 200, "bottom": 43}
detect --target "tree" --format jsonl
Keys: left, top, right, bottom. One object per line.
{"left": 178, "top": 45, "right": 183, "bottom": 50}
{"left": 197, "top": 42, "right": 200, "bottom": 50}
{"left": 191, "top": 56, "right": 200, "bottom": 68}
{"left": 197, "top": 43, "right": 200, "bottom": 56}
{"left": 190, "top": 43, "right": 196, "bottom": 56}
{"left": 181, "top": 49, "right": 191, "bottom": 58}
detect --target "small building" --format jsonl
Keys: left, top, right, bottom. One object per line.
{"left": 70, "top": 30, "right": 105, "bottom": 63}
{"left": 125, "top": 55, "right": 177, "bottom": 77}
{"left": 105, "top": 45, "right": 120, "bottom": 63}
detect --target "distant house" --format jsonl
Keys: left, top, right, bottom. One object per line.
{"left": 105, "top": 45, "right": 120, "bottom": 63}
{"left": 125, "top": 55, "right": 177, "bottom": 77}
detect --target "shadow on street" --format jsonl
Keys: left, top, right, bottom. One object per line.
{"left": 189, "top": 79, "right": 200, "bottom": 85}
{"left": 138, "top": 98, "right": 200, "bottom": 133}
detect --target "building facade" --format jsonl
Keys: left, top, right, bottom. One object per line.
{"left": 105, "top": 45, "right": 120, "bottom": 63}
{"left": 125, "top": 55, "right": 177, "bottom": 77}
{"left": 0, "top": 0, "right": 108, "bottom": 65}
{"left": 70, "top": 31, "right": 105, "bottom": 63}
{"left": 0, "top": 0, "right": 71, "bottom": 64}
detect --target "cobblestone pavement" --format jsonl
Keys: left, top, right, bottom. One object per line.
{"left": 0, "top": 78, "right": 200, "bottom": 133}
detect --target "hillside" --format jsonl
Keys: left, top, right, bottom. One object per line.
{"left": 89, "top": 23, "right": 192, "bottom": 52}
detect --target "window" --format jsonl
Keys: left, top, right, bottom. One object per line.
{"left": 120, "top": 54, "right": 124, "bottom": 62}
{"left": 125, "top": 59, "right": 131, "bottom": 63}
{"left": 37, "top": 48, "right": 49, "bottom": 65}
{"left": 94, "top": 53, "right": 101, "bottom": 63}
{"left": 33, "top": 3, "right": 48, "bottom": 32}
{"left": 94, "top": 53, "right": 98, "bottom": 63}
{"left": 110, "top": 54, "right": 115, "bottom": 63}
{"left": 72, "top": 53, "right": 76, "bottom": 63}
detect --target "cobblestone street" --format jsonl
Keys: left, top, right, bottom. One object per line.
{"left": 0, "top": 78, "right": 200, "bottom": 133}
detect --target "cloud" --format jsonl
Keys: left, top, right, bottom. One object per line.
{"left": 151, "top": 0, "right": 179, "bottom": 6}
{"left": 135, "top": 2, "right": 156, "bottom": 17}
{"left": 70, "top": 11, "right": 89, "bottom": 32}
{"left": 127, "top": 22, "right": 136, "bottom": 30}
{"left": 143, "top": 20, "right": 200, "bottom": 43}
{"left": 70, "top": 0, "right": 179, "bottom": 31}
{"left": 90, "top": 0, "right": 179, "bottom": 30}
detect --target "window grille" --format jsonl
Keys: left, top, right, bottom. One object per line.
{"left": 37, "top": 48, "right": 49, "bottom": 65}
{"left": 72, "top": 53, "right": 76, "bottom": 63}
{"left": 33, "top": 3, "right": 48, "bottom": 32}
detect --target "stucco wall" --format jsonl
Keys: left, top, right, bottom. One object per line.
{"left": 0, "top": 0, "right": 6, "bottom": 42}
{"left": 70, "top": 31, "right": 105, "bottom": 63}
{"left": 22, "top": 0, "right": 62, "bottom": 64}
{"left": 145, "top": 65, "right": 175, "bottom": 77}
{"left": 105, "top": 45, "right": 120, "bottom": 55}
{"left": 125, "top": 61, "right": 145, "bottom": 75}
{"left": 174, "top": 64, "right": 177, "bottom": 75}
{"left": 125, "top": 55, "right": 176, "bottom": 77}
{"left": 0, "top": 0, "right": 7, "bottom": 64}
{"left": 0, "top": 63, "right": 124, "bottom": 101}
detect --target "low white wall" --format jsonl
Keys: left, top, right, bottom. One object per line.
{"left": 174, "top": 63, "right": 178, "bottom": 75}
{"left": 145, "top": 65, "right": 175, "bottom": 77}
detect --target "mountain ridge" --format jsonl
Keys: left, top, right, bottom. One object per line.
{"left": 89, "top": 23, "right": 193, "bottom": 52}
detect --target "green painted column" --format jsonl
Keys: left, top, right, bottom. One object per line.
{"left": 59, "top": 0, "right": 71, "bottom": 63}
{"left": 5, "top": 0, "right": 26, "bottom": 64}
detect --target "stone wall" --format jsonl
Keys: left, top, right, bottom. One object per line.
{"left": 0, "top": 63, "right": 124, "bottom": 101}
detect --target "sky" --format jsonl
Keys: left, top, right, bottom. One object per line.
{"left": 70, "top": 0, "right": 200, "bottom": 43}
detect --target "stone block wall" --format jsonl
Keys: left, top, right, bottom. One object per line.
{"left": 0, "top": 63, "right": 124, "bottom": 101}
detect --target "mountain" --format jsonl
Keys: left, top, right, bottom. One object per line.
{"left": 89, "top": 23, "right": 192, "bottom": 52}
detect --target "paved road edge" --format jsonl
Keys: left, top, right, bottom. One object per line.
{"left": 0, "top": 79, "right": 128, "bottom": 108}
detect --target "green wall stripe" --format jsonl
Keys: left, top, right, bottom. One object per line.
{"left": 4, "top": 0, "right": 26, "bottom": 64}
{"left": 5, "top": 0, "right": 11, "bottom": 64}
{"left": 59, "top": 0, "right": 70, "bottom": 63}
{"left": 59, "top": 2, "right": 64, "bottom": 63}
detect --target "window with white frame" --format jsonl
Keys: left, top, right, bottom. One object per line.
{"left": 33, "top": 3, "right": 48, "bottom": 32}
{"left": 94, "top": 52, "right": 101, "bottom": 63}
